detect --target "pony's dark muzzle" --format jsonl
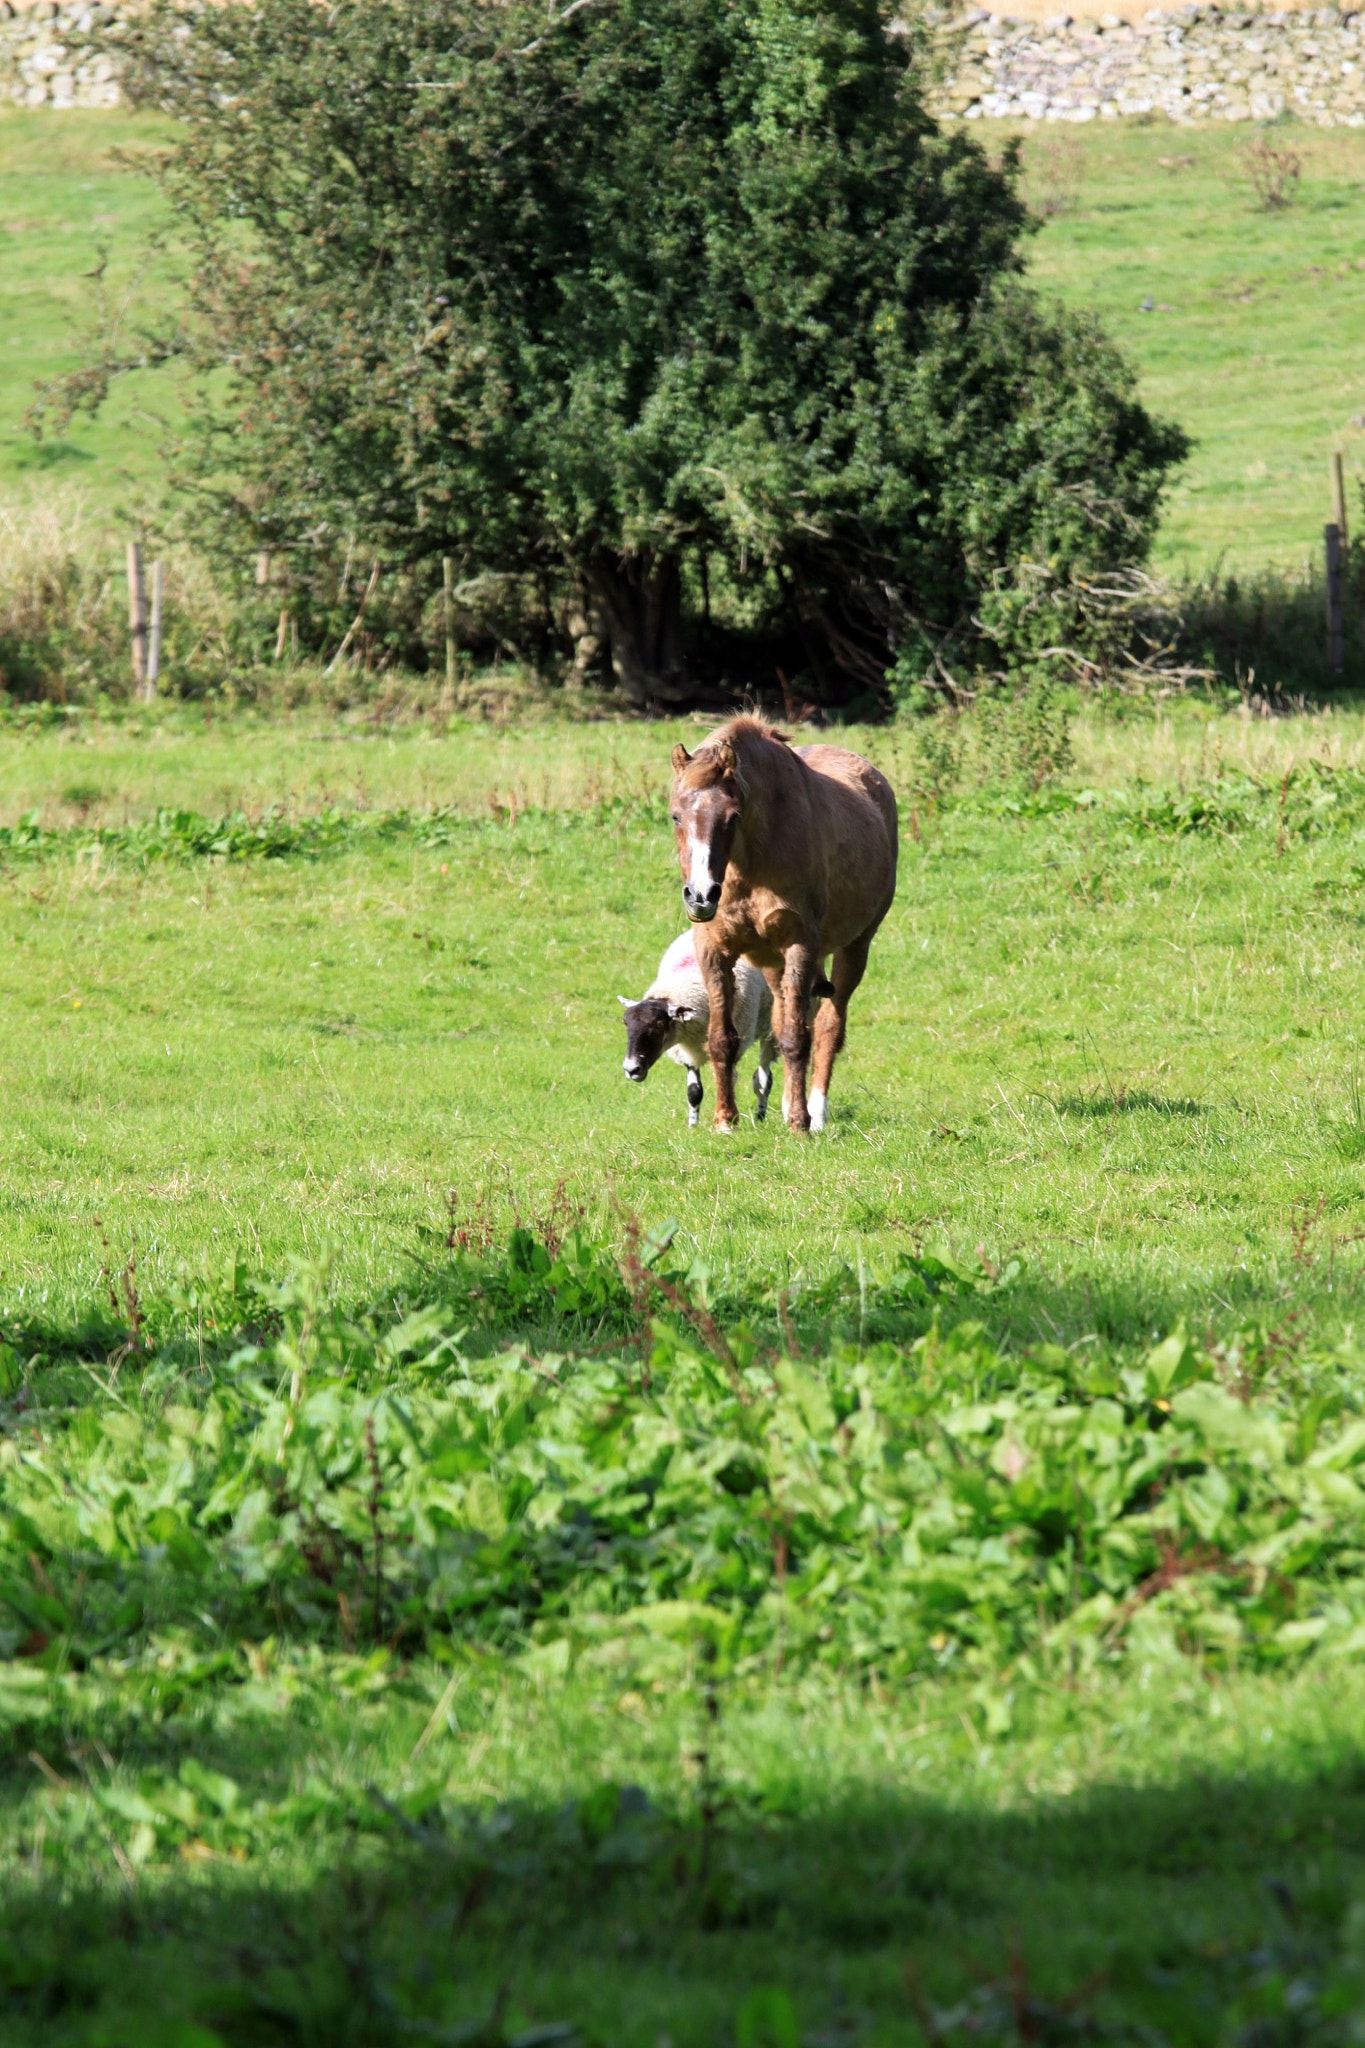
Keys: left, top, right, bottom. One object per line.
{"left": 682, "top": 882, "right": 722, "bottom": 921}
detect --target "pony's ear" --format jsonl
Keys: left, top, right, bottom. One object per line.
{"left": 671, "top": 743, "right": 691, "bottom": 773}
{"left": 715, "top": 740, "right": 739, "bottom": 780}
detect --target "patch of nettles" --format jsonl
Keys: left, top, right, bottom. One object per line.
{"left": 0, "top": 795, "right": 662, "bottom": 866}
{"left": 997, "top": 760, "right": 1365, "bottom": 840}
{"left": 3, "top": 759, "right": 1365, "bottom": 866}
{"left": 2, "top": 1230, "right": 1365, "bottom": 1737}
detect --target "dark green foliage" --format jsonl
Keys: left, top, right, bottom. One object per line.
{"left": 109, "top": 0, "right": 1186, "bottom": 704}
{"left": 9, "top": 1237, "right": 1365, "bottom": 1692}
{"left": 10, "top": 1245, "right": 1365, "bottom": 2042}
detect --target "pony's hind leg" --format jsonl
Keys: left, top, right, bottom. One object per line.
{"left": 758, "top": 970, "right": 789, "bottom": 1121}
{"left": 809, "top": 933, "right": 872, "bottom": 1132}
{"left": 778, "top": 945, "right": 820, "bottom": 1132}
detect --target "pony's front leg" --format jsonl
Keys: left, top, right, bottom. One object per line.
{"left": 779, "top": 946, "right": 819, "bottom": 1132}
{"left": 704, "top": 955, "right": 741, "bottom": 1132}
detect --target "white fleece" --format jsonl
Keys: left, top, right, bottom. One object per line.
{"left": 643, "top": 934, "right": 772, "bottom": 1074}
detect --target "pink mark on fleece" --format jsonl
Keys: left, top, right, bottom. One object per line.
{"left": 660, "top": 934, "right": 698, "bottom": 977}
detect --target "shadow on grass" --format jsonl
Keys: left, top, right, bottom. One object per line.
{"left": 8, "top": 440, "right": 95, "bottom": 473}
{"left": 9, "top": 1233, "right": 1365, "bottom": 1383}
{"left": 1, "top": 1711, "right": 1363, "bottom": 2047}
{"left": 1050, "top": 1091, "right": 1205, "bottom": 1119}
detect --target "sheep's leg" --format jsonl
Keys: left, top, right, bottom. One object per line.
{"left": 753, "top": 1022, "right": 777, "bottom": 1123}
{"left": 686, "top": 1068, "right": 703, "bottom": 1128}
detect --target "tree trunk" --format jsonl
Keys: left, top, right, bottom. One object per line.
{"left": 586, "top": 549, "right": 689, "bottom": 705}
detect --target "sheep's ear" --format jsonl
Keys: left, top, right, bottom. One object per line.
{"left": 667, "top": 1001, "right": 696, "bottom": 1022}
{"left": 617, "top": 995, "right": 634, "bottom": 1008}
{"left": 671, "top": 743, "right": 691, "bottom": 773}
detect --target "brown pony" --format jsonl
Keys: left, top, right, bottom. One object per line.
{"left": 669, "top": 716, "right": 897, "bottom": 1132}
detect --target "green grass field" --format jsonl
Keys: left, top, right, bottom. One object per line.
{"left": 9, "top": 695, "right": 1365, "bottom": 1322}
{"left": 6, "top": 109, "right": 1365, "bottom": 576}
{"left": 5, "top": 702, "right": 1365, "bottom": 2041}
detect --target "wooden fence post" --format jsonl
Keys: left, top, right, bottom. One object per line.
{"left": 1333, "top": 451, "right": 1350, "bottom": 547}
{"left": 147, "top": 560, "right": 164, "bottom": 694}
{"left": 443, "top": 556, "right": 457, "bottom": 693}
{"left": 126, "top": 540, "right": 148, "bottom": 699}
{"left": 1334, "top": 451, "right": 1351, "bottom": 677}
{"left": 1326, "top": 522, "right": 1344, "bottom": 677}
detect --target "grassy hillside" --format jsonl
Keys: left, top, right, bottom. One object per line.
{"left": 4, "top": 109, "right": 1365, "bottom": 577}
{"left": 0, "top": 108, "right": 177, "bottom": 521}
{"left": 1024, "top": 120, "right": 1365, "bottom": 575}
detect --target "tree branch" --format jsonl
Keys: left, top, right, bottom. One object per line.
{"left": 325, "top": 558, "right": 381, "bottom": 672}
{"left": 510, "top": 0, "right": 601, "bottom": 58}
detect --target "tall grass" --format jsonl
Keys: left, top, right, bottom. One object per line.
{"left": 2, "top": 492, "right": 1364, "bottom": 715}
{"left": 1179, "top": 547, "right": 1365, "bottom": 701}
{"left": 0, "top": 497, "right": 239, "bottom": 703}
{"left": 0, "top": 499, "right": 124, "bottom": 700}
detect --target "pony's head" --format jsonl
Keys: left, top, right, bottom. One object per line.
{"left": 669, "top": 739, "right": 745, "bottom": 923}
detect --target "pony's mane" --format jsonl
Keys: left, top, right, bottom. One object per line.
{"left": 717, "top": 715, "right": 790, "bottom": 751}
{"left": 676, "top": 716, "right": 790, "bottom": 788}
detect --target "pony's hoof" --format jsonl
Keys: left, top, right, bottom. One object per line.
{"left": 714, "top": 1119, "right": 738, "bottom": 1136}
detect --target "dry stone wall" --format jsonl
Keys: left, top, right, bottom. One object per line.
{"left": 0, "top": 0, "right": 124, "bottom": 107}
{"left": 927, "top": 3, "right": 1365, "bottom": 124}
{"left": 4, "top": 0, "right": 1365, "bottom": 123}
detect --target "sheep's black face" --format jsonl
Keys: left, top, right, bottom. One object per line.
{"left": 621, "top": 997, "right": 675, "bottom": 1082}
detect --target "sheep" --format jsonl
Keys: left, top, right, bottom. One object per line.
{"left": 618, "top": 933, "right": 777, "bottom": 1127}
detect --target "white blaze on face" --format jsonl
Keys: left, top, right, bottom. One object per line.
{"left": 686, "top": 826, "right": 715, "bottom": 901}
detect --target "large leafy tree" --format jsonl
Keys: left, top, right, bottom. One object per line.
{"left": 112, "top": 0, "right": 1186, "bottom": 703}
